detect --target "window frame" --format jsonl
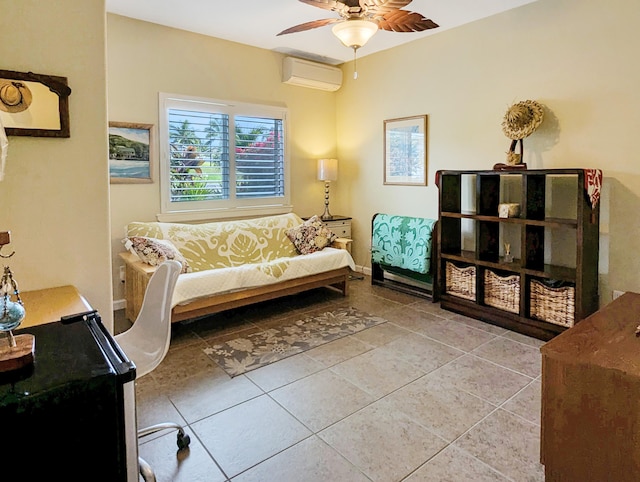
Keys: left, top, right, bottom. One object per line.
{"left": 158, "top": 92, "right": 291, "bottom": 221}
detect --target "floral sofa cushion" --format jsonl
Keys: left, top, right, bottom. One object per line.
{"left": 371, "top": 213, "right": 436, "bottom": 275}
{"left": 126, "top": 236, "right": 192, "bottom": 273}
{"left": 285, "top": 215, "right": 337, "bottom": 254}
{"left": 126, "top": 213, "right": 302, "bottom": 272}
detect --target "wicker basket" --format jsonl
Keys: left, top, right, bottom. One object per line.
{"left": 530, "top": 279, "right": 575, "bottom": 327}
{"left": 484, "top": 270, "right": 520, "bottom": 314}
{"left": 445, "top": 261, "right": 476, "bottom": 301}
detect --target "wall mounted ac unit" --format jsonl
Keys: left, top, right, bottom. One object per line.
{"left": 282, "top": 57, "right": 343, "bottom": 92}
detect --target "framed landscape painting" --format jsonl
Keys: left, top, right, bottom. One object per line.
{"left": 109, "top": 122, "right": 154, "bottom": 183}
{"left": 383, "top": 115, "right": 427, "bottom": 186}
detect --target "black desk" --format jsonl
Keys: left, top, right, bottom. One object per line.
{"left": 0, "top": 312, "right": 136, "bottom": 480}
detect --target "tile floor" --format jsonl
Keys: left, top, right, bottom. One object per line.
{"left": 116, "top": 275, "right": 545, "bottom": 482}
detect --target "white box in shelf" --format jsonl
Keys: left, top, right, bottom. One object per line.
{"left": 498, "top": 203, "right": 520, "bottom": 218}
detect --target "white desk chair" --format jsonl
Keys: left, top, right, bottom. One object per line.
{"left": 115, "top": 260, "right": 190, "bottom": 482}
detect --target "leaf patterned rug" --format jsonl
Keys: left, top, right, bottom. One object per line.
{"left": 203, "top": 307, "right": 387, "bottom": 377}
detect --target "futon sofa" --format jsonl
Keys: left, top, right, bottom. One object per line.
{"left": 120, "top": 213, "right": 354, "bottom": 323}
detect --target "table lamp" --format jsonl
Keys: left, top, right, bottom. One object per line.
{"left": 317, "top": 158, "right": 338, "bottom": 220}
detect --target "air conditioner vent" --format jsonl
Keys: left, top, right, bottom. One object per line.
{"left": 282, "top": 57, "right": 342, "bottom": 92}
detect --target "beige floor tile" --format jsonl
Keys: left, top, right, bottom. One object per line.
{"left": 455, "top": 409, "right": 545, "bottom": 481}
{"left": 136, "top": 382, "right": 187, "bottom": 434}
{"left": 319, "top": 399, "right": 447, "bottom": 482}
{"left": 232, "top": 436, "right": 370, "bottom": 482}
{"left": 430, "top": 354, "right": 532, "bottom": 405}
{"left": 252, "top": 309, "right": 315, "bottom": 331}
{"left": 382, "top": 305, "right": 436, "bottom": 332}
{"left": 270, "top": 369, "right": 376, "bottom": 431}
{"left": 191, "top": 395, "right": 312, "bottom": 478}
{"left": 245, "top": 352, "right": 325, "bottom": 391}
{"left": 166, "top": 322, "right": 203, "bottom": 349}
{"left": 370, "top": 284, "right": 421, "bottom": 304}
{"left": 138, "top": 430, "right": 225, "bottom": 482}
{"left": 449, "top": 313, "right": 509, "bottom": 335}
{"left": 501, "top": 329, "right": 546, "bottom": 348}
{"left": 351, "top": 321, "right": 411, "bottom": 347}
{"left": 129, "top": 275, "right": 546, "bottom": 481}
{"left": 405, "top": 445, "right": 510, "bottom": 481}
{"left": 408, "top": 298, "right": 450, "bottom": 316}
{"left": 410, "top": 314, "right": 499, "bottom": 352}
{"left": 502, "top": 379, "right": 542, "bottom": 425}
{"left": 379, "top": 331, "right": 464, "bottom": 373}
{"left": 150, "top": 342, "right": 221, "bottom": 386}
{"left": 349, "top": 291, "right": 404, "bottom": 315}
{"left": 198, "top": 324, "right": 264, "bottom": 348}
{"left": 329, "top": 346, "right": 425, "bottom": 397}
{"left": 471, "top": 336, "right": 542, "bottom": 378}
{"left": 113, "top": 309, "right": 131, "bottom": 335}
{"left": 385, "top": 373, "right": 496, "bottom": 442}
{"left": 186, "top": 312, "right": 262, "bottom": 341}
{"left": 166, "top": 367, "right": 263, "bottom": 423}
{"left": 305, "top": 334, "right": 374, "bottom": 367}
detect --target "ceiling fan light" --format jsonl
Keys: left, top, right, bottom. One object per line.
{"left": 332, "top": 19, "right": 378, "bottom": 49}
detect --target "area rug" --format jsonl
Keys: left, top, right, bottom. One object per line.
{"left": 203, "top": 307, "right": 387, "bottom": 377}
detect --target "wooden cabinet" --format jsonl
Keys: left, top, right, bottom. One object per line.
{"left": 304, "top": 215, "right": 352, "bottom": 239}
{"left": 436, "top": 169, "right": 600, "bottom": 340}
{"left": 540, "top": 293, "right": 640, "bottom": 481}
{"left": 323, "top": 216, "right": 352, "bottom": 239}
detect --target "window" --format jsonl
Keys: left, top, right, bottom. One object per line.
{"left": 158, "top": 93, "right": 290, "bottom": 220}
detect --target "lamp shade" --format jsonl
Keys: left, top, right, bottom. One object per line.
{"left": 331, "top": 19, "right": 378, "bottom": 49}
{"left": 317, "top": 158, "right": 338, "bottom": 182}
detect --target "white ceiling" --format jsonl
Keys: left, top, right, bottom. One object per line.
{"left": 106, "top": 0, "right": 537, "bottom": 65}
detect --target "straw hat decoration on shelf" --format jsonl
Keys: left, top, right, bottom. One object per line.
{"left": 494, "top": 100, "right": 544, "bottom": 170}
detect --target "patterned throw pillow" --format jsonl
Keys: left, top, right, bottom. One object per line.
{"left": 285, "top": 215, "right": 337, "bottom": 255}
{"left": 126, "top": 236, "right": 191, "bottom": 273}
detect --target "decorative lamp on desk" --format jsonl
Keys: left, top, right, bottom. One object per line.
{"left": 318, "top": 158, "right": 338, "bottom": 220}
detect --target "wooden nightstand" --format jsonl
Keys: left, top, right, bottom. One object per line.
{"left": 304, "top": 215, "right": 352, "bottom": 239}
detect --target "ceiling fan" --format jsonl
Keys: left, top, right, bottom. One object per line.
{"left": 278, "top": 0, "right": 439, "bottom": 77}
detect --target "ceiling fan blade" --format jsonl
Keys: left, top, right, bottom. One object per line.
{"left": 362, "top": 0, "right": 413, "bottom": 13}
{"left": 378, "top": 10, "right": 439, "bottom": 32}
{"left": 299, "top": 0, "right": 343, "bottom": 11}
{"left": 277, "top": 18, "right": 341, "bottom": 36}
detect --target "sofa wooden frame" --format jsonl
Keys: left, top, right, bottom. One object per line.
{"left": 120, "top": 238, "right": 352, "bottom": 323}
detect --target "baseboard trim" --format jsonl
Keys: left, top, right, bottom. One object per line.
{"left": 113, "top": 298, "right": 126, "bottom": 311}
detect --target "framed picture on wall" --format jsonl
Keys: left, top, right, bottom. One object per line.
{"left": 383, "top": 115, "right": 427, "bottom": 186}
{"left": 109, "top": 122, "right": 154, "bottom": 184}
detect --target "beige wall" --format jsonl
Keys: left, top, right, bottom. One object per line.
{"left": 0, "top": 1, "right": 113, "bottom": 328}
{"left": 5, "top": 1, "right": 631, "bottom": 332}
{"left": 336, "top": 0, "right": 640, "bottom": 303}
{"left": 107, "top": 14, "right": 340, "bottom": 303}
{"left": 108, "top": 0, "right": 640, "bottom": 308}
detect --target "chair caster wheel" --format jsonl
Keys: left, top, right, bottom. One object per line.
{"left": 177, "top": 430, "right": 191, "bottom": 450}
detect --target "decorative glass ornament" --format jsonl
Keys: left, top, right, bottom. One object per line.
{"left": 0, "top": 266, "right": 25, "bottom": 347}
